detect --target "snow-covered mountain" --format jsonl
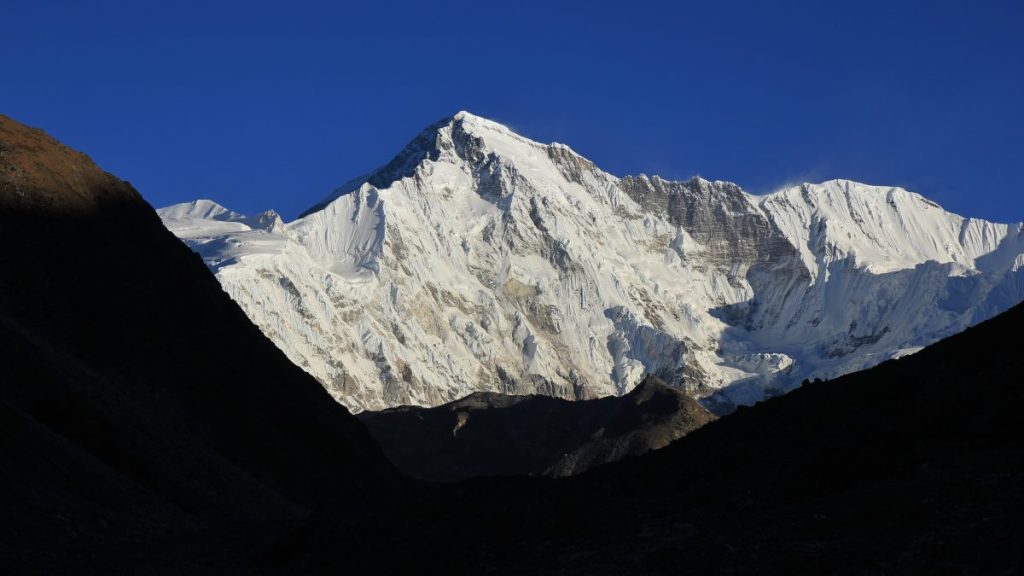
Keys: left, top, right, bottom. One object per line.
{"left": 158, "top": 111, "right": 1024, "bottom": 413}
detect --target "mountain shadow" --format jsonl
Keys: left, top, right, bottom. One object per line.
{"left": 2, "top": 113, "right": 1022, "bottom": 575}
{"left": 0, "top": 114, "right": 405, "bottom": 573}
{"left": 359, "top": 374, "right": 715, "bottom": 480}
{"left": 312, "top": 298, "right": 1024, "bottom": 574}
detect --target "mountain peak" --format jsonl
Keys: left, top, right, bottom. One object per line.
{"left": 451, "top": 109, "right": 487, "bottom": 123}
{"left": 159, "top": 199, "right": 242, "bottom": 221}
{"left": 166, "top": 113, "right": 1024, "bottom": 414}
{"left": 300, "top": 111, "right": 558, "bottom": 217}
{"left": 448, "top": 110, "right": 521, "bottom": 138}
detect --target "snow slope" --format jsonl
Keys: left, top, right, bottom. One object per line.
{"left": 158, "top": 112, "right": 1024, "bottom": 412}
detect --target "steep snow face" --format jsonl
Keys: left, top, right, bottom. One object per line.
{"left": 157, "top": 112, "right": 1024, "bottom": 412}
{"left": 759, "top": 181, "right": 1012, "bottom": 278}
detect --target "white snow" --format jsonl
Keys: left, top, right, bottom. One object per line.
{"left": 157, "top": 112, "right": 1024, "bottom": 413}
{"left": 757, "top": 180, "right": 1013, "bottom": 279}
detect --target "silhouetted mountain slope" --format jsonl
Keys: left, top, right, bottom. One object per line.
{"left": 312, "top": 299, "right": 1024, "bottom": 574}
{"left": 359, "top": 374, "right": 715, "bottom": 480}
{"left": 0, "top": 115, "right": 403, "bottom": 572}
{"left": 3, "top": 114, "right": 1021, "bottom": 575}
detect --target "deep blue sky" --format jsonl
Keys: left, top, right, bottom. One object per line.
{"left": 4, "top": 1, "right": 1023, "bottom": 221}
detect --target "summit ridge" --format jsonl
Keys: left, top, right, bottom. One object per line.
{"left": 158, "top": 112, "right": 1024, "bottom": 412}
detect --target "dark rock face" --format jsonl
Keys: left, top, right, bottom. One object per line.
{"left": 0, "top": 115, "right": 403, "bottom": 572}
{"left": 619, "top": 176, "right": 790, "bottom": 267}
{"left": 620, "top": 174, "right": 813, "bottom": 331}
{"left": 358, "top": 374, "right": 716, "bottom": 481}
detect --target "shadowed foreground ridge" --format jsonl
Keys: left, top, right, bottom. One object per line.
{"left": 359, "top": 374, "right": 715, "bottom": 480}
{"left": 0, "top": 115, "right": 403, "bottom": 572}
{"left": 331, "top": 296, "right": 1024, "bottom": 574}
{"left": 1, "top": 114, "right": 1022, "bottom": 574}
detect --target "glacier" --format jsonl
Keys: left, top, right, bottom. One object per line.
{"left": 158, "top": 111, "right": 1024, "bottom": 413}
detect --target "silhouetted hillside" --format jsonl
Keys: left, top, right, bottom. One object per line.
{"left": 2, "top": 114, "right": 1021, "bottom": 575}
{"left": 324, "top": 297, "right": 1024, "bottom": 574}
{"left": 0, "top": 115, "right": 404, "bottom": 573}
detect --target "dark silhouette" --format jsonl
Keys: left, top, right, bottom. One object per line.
{"left": 0, "top": 115, "right": 404, "bottom": 573}
{"left": 359, "top": 374, "right": 715, "bottom": 480}
{"left": 1, "top": 114, "right": 1021, "bottom": 574}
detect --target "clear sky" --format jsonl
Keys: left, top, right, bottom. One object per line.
{"left": 4, "top": 1, "right": 1022, "bottom": 222}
